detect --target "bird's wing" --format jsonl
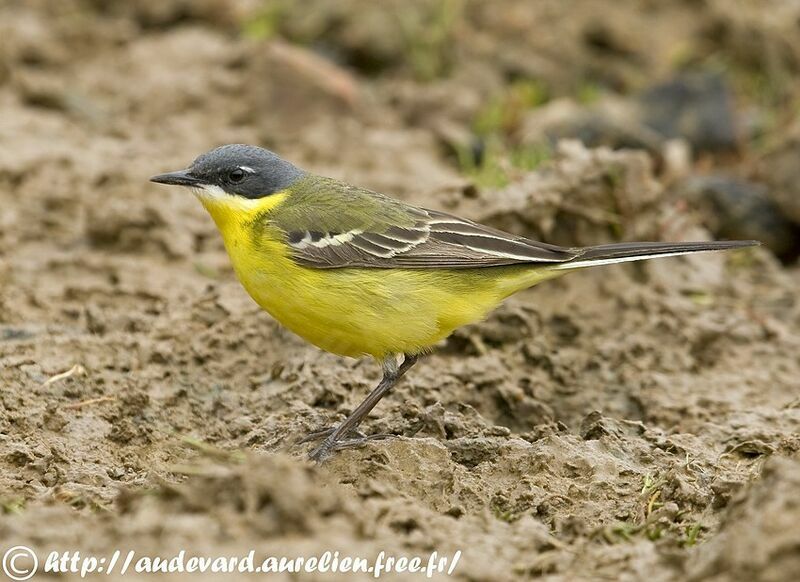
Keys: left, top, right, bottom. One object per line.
{"left": 268, "top": 177, "right": 580, "bottom": 269}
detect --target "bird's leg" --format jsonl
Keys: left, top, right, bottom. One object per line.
{"left": 298, "top": 427, "right": 370, "bottom": 443}
{"left": 307, "top": 353, "right": 418, "bottom": 463}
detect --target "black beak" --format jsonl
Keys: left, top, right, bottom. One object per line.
{"left": 149, "top": 169, "right": 201, "bottom": 187}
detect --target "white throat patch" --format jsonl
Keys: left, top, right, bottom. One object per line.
{"left": 191, "top": 184, "right": 228, "bottom": 200}
{"left": 191, "top": 184, "right": 262, "bottom": 211}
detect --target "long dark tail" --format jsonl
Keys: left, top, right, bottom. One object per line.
{"left": 550, "top": 240, "right": 759, "bottom": 271}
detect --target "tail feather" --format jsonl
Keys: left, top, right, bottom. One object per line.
{"left": 550, "top": 240, "right": 759, "bottom": 270}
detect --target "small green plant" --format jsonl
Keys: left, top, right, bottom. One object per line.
{"left": 682, "top": 522, "right": 704, "bottom": 547}
{"left": 641, "top": 473, "right": 666, "bottom": 516}
{"left": 457, "top": 141, "right": 552, "bottom": 188}
{"left": 458, "top": 77, "right": 552, "bottom": 187}
{"left": 1, "top": 498, "right": 25, "bottom": 514}
{"left": 396, "top": 0, "right": 463, "bottom": 81}
{"left": 646, "top": 524, "right": 665, "bottom": 541}
{"left": 605, "top": 521, "right": 641, "bottom": 543}
{"left": 493, "top": 507, "right": 517, "bottom": 523}
{"left": 457, "top": 146, "right": 509, "bottom": 188}
{"left": 576, "top": 81, "right": 602, "bottom": 105}
{"left": 510, "top": 144, "right": 551, "bottom": 171}
{"left": 684, "top": 290, "right": 715, "bottom": 306}
{"left": 641, "top": 473, "right": 656, "bottom": 494}
{"left": 474, "top": 80, "right": 549, "bottom": 137}
{"left": 242, "top": 1, "right": 290, "bottom": 40}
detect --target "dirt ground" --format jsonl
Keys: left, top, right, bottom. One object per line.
{"left": 1, "top": 1, "right": 800, "bottom": 580}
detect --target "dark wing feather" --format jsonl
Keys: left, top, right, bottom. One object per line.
{"left": 268, "top": 177, "right": 580, "bottom": 269}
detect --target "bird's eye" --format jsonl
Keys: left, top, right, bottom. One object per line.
{"left": 227, "top": 168, "right": 246, "bottom": 184}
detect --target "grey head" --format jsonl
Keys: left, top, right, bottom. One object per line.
{"left": 150, "top": 144, "right": 305, "bottom": 199}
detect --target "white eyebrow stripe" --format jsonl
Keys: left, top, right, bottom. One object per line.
{"left": 239, "top": 166, "right": 255, "bottom": 173}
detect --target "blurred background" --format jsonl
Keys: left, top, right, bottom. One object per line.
{"left": 1, "top": 1, "right": 799, "bottom": 580}
{"left": 2, "top": 0, "right": 800, "bottom": 261}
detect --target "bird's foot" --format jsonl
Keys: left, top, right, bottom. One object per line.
{"left": 302, "top": 428, "right": 395, "bottom": 463}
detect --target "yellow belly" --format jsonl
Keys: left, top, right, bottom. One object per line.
{"left": 201, "top": 196, "right": 561, "bottom": 359}
{"left": 226, "top": 241, "right": 557, "bottom": 358}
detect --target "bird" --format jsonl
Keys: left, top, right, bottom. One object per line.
{"left": 150, "top": 144, "right": 758, "bottom": 462}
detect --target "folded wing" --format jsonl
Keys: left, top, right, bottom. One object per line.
{"left": 270, "top": 178, "right": 756, "bottom": 270}
{"left": 280, "top": 202, "right": 578, "bottom": 269}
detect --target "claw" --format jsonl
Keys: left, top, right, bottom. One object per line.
{"left": 307, "top": 432, "right": 396, "bottom": 463}
{"left": 297, "top": 427, "right": 336, "bottom": 444}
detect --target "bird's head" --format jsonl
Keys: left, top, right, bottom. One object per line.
{"left": 150, "top": 144, "right": 304, "bottom": 205}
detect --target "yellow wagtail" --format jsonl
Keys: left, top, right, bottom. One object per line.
{"left": 151, "top": 144, "right": 757, "bottom": 462}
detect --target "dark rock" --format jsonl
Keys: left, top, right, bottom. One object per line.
{"left": 522, "top": 74, "right": 740, "bottom": 162}
{"left": 639, "top": 73, "right": 740, "bottom": 153}
{"left": 521, "top": 98, "right": 664, "bottom": 157}
{"left": 758, "top": 122, "right": 800, "bottom": 225}
{"left": 681, "top": 176, "right": 799, "bottom": 260}
{"left": 0, "top": 326, "right": 38, "bottom": 341}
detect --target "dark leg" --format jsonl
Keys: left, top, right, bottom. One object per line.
{"left": 307, "top": 353, "right": 418, "bottom": 463}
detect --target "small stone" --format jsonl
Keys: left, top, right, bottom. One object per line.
{"left": 681, "top": 175, "right": 799, "bottom": 260}
{"left": 639, "top": 72, "right": 739, "bottom": 153}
